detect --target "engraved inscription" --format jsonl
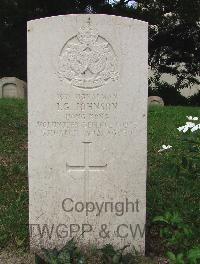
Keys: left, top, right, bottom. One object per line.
{"left": 57, "top": 92, "right": 118, "bottom": 112}
{"left": 58, "top": 19, "right": 119, "bottom": 89}
{"left": 36, "top": 92, "right": 134, "bottom": 137}
{"left": 37, "top": 121, "right": 134, "bottom": 137}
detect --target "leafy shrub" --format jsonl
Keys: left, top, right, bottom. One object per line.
{"left": 35, "top": 241, "right": 141, "bottom": 264}
{"left": 35, "top": 238, "right": 87, "bottom": 264}
{"left": 153, "top": 115, "right": 200, "bottom": 263}
{"left": 188, "top": 91, "right": 200, "bottom": 106}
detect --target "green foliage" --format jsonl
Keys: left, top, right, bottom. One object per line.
{"left": 35, "top": 238, "right": 87, "bottom": 264}
{"left": 187, "top": 247, "right": 200, "bottom": 264}
{"left": 148, "top": 106, "right": 200, "bottom": 256}
{"left": 35, "top": 254, "right": 46, "bottom": 264}
{"left": 36, "top": 242, "right": 140, "bottom": 264}
{"left": 99, "top": 244, "right": 137, "bottom": 264}
{"left": 135, "top": 0, "right": 200, "bottom": 87}
{"left": 166, "top": 246, "right": 200, "bottom": 264}
{"left": 152, "top": 115, "right": 200, "bottom": 263}
{"left": 153, "top": 212, "right": 193, "bottom": 249}
{"left": 178, "top": 133, "right": 200, "bottom": 180}
{"left": 153, "top": 212, "right": 200, "bottom": 264}
{"left": 189, "top": 91, "right": 200, "bottom": 107}
{"left": 167, "top": 252, "right": 185, "bottom": 264}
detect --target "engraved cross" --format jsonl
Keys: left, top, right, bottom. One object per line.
{"left": 66, "top": 142, "right": 107, "bottom": 202}
{"left": 66, "top": 142, "right": 107, "bottom": 176}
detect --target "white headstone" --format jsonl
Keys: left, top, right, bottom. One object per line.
{"left": 28, "top": 14, "right": 148, "bottom": 254}
{"left": 148, "top": 96, "right": 164, "bottom": 106}
{"left": 0, "top": 77, "right": 27, "bottom": 99}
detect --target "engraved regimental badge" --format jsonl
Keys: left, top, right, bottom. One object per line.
{"left": 58, "top": 19, "right": 119, "bottom": 89}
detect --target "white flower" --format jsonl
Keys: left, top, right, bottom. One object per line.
{"left": 191, "top": 124, "right": 200, "bottom": 132}
{"left": 164, "top": 12, "right": 173, "bottom": 17}
{"left": 186, "top": 116, "right": 198, "bottom": 121}
{"left": 177, "top": 122, "right": 196, "bottom": 133}
{"left": 150, "top": 25, "right": 159, "bottom": 32}
{"left": 158, "top": 145, "right": 172, "bottom": 152}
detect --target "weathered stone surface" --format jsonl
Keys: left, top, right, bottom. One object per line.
{"left": 0, "top": 77, "right": 27, "bottom": 99}
{"left": 28, "top": 14, "right": 148, "bottom": 254}
{"left": 148, "top": 96, "right": 164, "bottom": 106}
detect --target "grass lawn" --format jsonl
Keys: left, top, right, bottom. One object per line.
{"left": 0, "top": 99, "right": 28, "bottom": 249}
{"left": 0, "top": 99, "right": 199, "bottom": 259}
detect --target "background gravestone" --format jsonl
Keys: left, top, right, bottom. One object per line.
{"left": 28, "top": 14, "right": 148, "bottom": 254}
{"left": 0, "top": 77, "right": 27, "bottom": 99}
{"left": 148, "top": 96, "right": 164, "bottom": 106}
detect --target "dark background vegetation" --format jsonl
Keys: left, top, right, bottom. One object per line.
{"left": 0, "top": 0, "right": 200, "bottom": 104}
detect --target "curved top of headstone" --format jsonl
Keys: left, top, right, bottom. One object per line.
{"left": 28, "top": 15, "right": 147, "bottom": 91}
{"left": 0, "top": 77, "right": 26, "bottom": 85}
{"left": 0, "top": 77, "right": 27, "bottom": 90}
{"left": 148, "top": 96, "right": 164, "bottom": 106}
{"left": 28, "top": 14, "right": 148, "bottom": 25}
